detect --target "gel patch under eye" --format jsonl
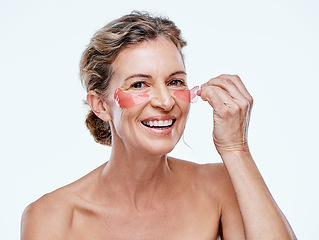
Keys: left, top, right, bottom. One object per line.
{"left": 173, "top": 86, "right": 199, "bottom": 103}
{"left": 114, "top": 86, "right": 199, "bottom": 109}
{"left": 114, "top": 88, "right": 149, "bottom": 108}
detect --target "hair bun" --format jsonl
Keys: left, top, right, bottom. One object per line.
{"left": 85, "top": 110, "right": 112, "bottom": 146}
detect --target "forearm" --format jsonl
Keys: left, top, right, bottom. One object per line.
{"left": 198, "top": 74, "right": 296, "bottom": 238}
{"left": 221, "top": 150, "right": 296, "bottom": 239}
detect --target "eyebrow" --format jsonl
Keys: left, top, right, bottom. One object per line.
{"left": 124, "top": 74, "right": 152, "bottom": 81}
{"left": 124, "top": 71, "right": 187, "bottom": 82}
{"left": 169, "top": 71, "right": 187, "bottom": 77}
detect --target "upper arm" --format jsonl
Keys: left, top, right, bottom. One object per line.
{"left": 219, "top": 189, "right": 245, "bottom": 239}
{"left": 21, "top": 194, "right": 72, "bottom": 240}
{"left": 202, "top": 163, "right": 245, "bottom": 239}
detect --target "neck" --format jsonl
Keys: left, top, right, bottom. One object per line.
{"left": 99, "top": 139, "right": 174, "bottom": 211}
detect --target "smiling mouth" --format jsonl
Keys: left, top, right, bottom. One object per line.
{"left": 141, "top": 119, "right": 176, "bottom": 129}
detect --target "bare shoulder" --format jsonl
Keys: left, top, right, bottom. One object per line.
{"left": 21, "top": 164, "right": 104, "bottom": 240}
{"left": 169, "top": 158, "right": 230, "bottom": 184}
{"left": 21, "top": 189, "right": 74, "bottom": 240}
{"left": 197, "top": 162, "right": 232, "bottom": 187}
{"left": 169, "top": 158, "right": 235, "bottom": 200}
{"left": 197, "top": 162, "right": 237, "bottom": 200}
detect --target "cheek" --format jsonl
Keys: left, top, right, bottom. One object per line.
{"left": 112, "top": 108, "right": 135, "bottom": 138}
{"left": 114, "top": 88, "right": 149, "bottom": 108}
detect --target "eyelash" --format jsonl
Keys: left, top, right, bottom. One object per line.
{"left": 130, "top": 79, "right": 186, "bottom": 89}
{"left": 168, "top": 79, "right": 186, "bottom": 87}
{"left": 131, "top": 81, "right": 147, "bottom": 89}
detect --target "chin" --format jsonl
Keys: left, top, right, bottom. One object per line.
{"left": 141, "top": 140, "right": 177, "bottom": 156}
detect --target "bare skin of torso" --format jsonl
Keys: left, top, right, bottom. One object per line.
{"left": 22, "top": 158, "right": 244, "bottom": 240}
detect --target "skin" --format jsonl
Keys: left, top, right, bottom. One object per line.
{"left": 21, "top": 38, "right": 296, "bottom": 239}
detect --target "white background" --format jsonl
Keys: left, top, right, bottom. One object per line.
{"left": 1, "top": 0, "right": 318, "bottom": 239}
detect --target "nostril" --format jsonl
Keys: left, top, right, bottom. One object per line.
{"left": 149, "top": 89, "right": 175, "bottom": 111}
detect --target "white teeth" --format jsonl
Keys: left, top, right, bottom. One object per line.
{"left": 143, "top": 119, "right": 174, "bottom": 128}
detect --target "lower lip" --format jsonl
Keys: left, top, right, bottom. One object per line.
{"left": 141, "top": 123, "right": 174, "bottom": 135}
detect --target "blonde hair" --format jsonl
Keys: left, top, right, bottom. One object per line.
{"left": 80, "top": 11, "right": 187, "bottom": 145}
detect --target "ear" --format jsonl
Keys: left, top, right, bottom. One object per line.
{"left": 86, "top": 90, "right": 111, "bottom": 122}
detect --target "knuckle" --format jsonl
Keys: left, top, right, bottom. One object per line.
{"left": 207, "top": 86, "right": 220, "bottom": 94}
{"left": 208, "top": 77, "right": 218, "bottom": 85}
{"left": 217, "top": 74, "right": 227, "bottom": 78}
{"left": 201, "top": 87, "right": 215, "bottom": 100}
{"left": 240, "top": 100, "right": 250, "bottom": 110}
{"left": 232, "top": 74, "right": 241, "bottom": 80}
{"left": 216, "top": 108, "right": 229, "bottom": 118}
{"left": 248, "top": 96, "right": 254, "bottom": 105}
{"left": 221, "top": 78, "right": 232, "bottom": 86}
{"left": 231, "top": 104, "right": 240, "bottom": 112}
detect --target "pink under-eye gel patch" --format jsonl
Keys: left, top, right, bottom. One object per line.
{"left": 173, "top": 86, "right": 199, "bottom": 103}
{"left": 114, "top": 88, "right": 149, "bottom": 108}
{"left": 114, "top": 86, "right": 199, "bottom": 109}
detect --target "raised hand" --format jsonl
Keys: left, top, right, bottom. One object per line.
{"left": 197, "top": 74, "right": 253, "bottom": 155}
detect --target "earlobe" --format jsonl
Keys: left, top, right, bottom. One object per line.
{"left": 86, "top": 90, "right": 112, "bottom": 122}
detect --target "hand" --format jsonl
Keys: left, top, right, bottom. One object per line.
{"left": 197, "top": 75, "right": 253, "bottom": 154}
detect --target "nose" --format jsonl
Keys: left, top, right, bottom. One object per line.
{"left": 150, "top": 85, "right": 175, "bottom": 111}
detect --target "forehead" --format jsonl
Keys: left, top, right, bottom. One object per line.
{"left": 111, "top": 38, "right": 185, "bottom": 81}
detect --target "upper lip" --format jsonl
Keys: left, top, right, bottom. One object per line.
{"left": 141, "top": 115, "right": 176, "bottom": 122}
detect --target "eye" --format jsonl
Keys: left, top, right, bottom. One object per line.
{"left": 168, "top": 79, "right": 186, "bottom": 87}
{"left": 131, "top": 81, "right": 146, "bottom": 89}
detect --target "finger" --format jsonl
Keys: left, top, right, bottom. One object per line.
{"left": 199, "top": 76, "right": 251, "bottom": 115}
{"left": 218, "top": 74, "right": 253, "bottom": 104}
{"left": 201, "top": 76, "right": 245, "bottom": 102}
{"left": 200, "top": 86, "right": 239, "bottom": 114}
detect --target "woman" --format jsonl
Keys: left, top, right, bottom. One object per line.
{"left": 21, "top": 12, "right": 296, "bottom": 239}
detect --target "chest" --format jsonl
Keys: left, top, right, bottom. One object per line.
{"left": 71, "top": 200, "right": 220, "bottom": 240}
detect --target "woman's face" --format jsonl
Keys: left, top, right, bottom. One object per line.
{"left": 106, "top": 37, "right": 190, "bottom": 155}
